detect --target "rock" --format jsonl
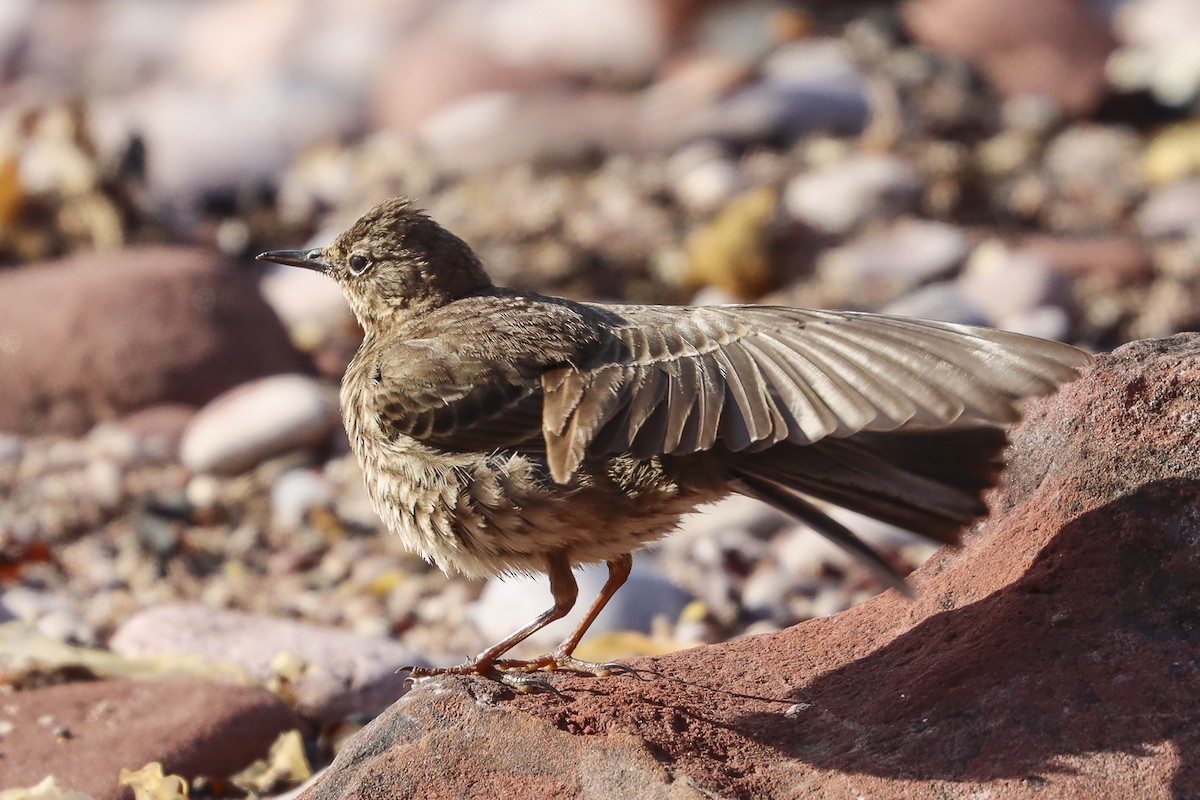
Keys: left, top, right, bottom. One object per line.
{"left": 958, "top": 241, "right": 1068, "bottom": 325}
{"left": 816, "top": 218, "right": 969, "bottom": 308}
{"left": 115, "top": 404, "right": 197, "bottom": 461}
{"left": 174, "top": 0, "right": 305, "bottom": 90}
{"left": 180, "top": 375, "right": 339, "bottom": 475}
{"left": 882, "top": 281, "right": 990, "bottom": 326}
{"left": 271, "top": 468, "right": 336, "bottom": 531}
{"left": 0, "top": 588, "right": 95, "bottom": 646}
{"left": 684, "top": 186, "right": 779, "bottom": 297}
{"left": 1138, "top": 178, "right": 1200, "bottom": 238}
{"left": 0, "top": 247, "right": 306, "bottom": 436}
{"left": 0, "top": 679, "right": 299, "bottom": 800}
{"left": 469, "top": 561, "right": 693, "bottom": 652}
{"left": 302, "top": 677, "right": 705, "bottom": 800}
{"left": 1041, "top": 125, "right": 1144, "bottom": 231}
{"left": 904, "top": 0, "right": 1115, "bottom": 115}
{"left": 667, "top": 143, "right": 746, "bottom": 215}
{"left": 258, "top": 263, "right": 354, "bottom": 351}
{"left": 1142, "top": 120, "right": 1200, "bottom": 185}
{"left": 109, "top": 604, "right": 426, "bottom": 721}
{"left": 708, "top": 38, "right": 870, "bottom": 143}
{"left": 1109, "top": 0, "right": 1200, "bottom": 107}
{"left": 783, "top": 154, "right": 920, "bottom": 235}
{"left": 299, "top": 334, "right": 1200, "bottom": 798}
{"left": 1014, "top": 234, "right": 1154, "bottom": 285}
{"left": 88, "top": 84, "right": 323, "bottom": 208}
{"left": 997, "top": 304, "right": 1071, "bottom": 341}
{"left": 478, "top": 0, "right": 667, "bottom": 85}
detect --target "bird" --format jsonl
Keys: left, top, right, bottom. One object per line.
{"left": 258, "top": 196, "right": 1092, "bottom": 689}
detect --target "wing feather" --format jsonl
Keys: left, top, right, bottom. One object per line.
{"left": 541, "top": 304, "right": 1090, "bottom": 482}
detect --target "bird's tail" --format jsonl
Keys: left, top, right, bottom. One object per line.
{"left": 727, "top": 425, "right": 1008, "bottom": 589}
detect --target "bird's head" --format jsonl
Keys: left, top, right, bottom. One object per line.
{"left": 257, "top": 197, "right": 493, "bottom": 329}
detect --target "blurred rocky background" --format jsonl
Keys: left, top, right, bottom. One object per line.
{"left": 0, "top": 0, "right": 1198, "bottom": 797}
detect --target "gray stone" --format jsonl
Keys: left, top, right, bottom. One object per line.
{"left": 110, "top": 604, "right": 426, "bottom": 722}
{"left": 958, "top": 241, "right": 1067, "bottom": 324}
{"left": 882, "top": 281, "right": 991, "bottom": 326}
{"left": 271, "top": 468, "right": 336, "bottom": 531}
{"left": 1138, "top": 179, "right": 1200, "bottom": 238}
{"left": 181, "top": 375, "right": 339, "bottom": 475}
{"left": 784, "top": 154, "right": 920, "bottom": 234}
{"left": 817, "top": 219, "right": 969, "bottom": 307}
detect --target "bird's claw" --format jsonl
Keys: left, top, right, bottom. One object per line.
{"left": 398, "top": 653, "right": 642, "bottom": 697}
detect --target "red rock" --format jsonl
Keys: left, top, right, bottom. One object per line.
{"left": 301, "top": 333, "right": 1200, "bottom": 799}
{"left": 0, "top": 247, "right": 307, "bottom": 435}
{"left": 904, "top": 0, "right": 1116, "bottom": 115}
{"left": 0, "top": 679, "right": 301, "bottom": 800}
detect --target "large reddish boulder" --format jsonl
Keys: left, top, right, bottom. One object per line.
{"left": 0, "top": 247, "right": 307, "bottom": 435}
{"left": 0, "top": 679, "right": 301, "bottom": 800}
{"left": 301, "top": 333, "right": 1200, "bottom": 799}
{"left": 905, "top": 0, "right": 1116, "bottom": 116}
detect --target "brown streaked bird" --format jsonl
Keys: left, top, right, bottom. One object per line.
{"left": 258, "top": 197, "right": 1091, "bottom": 689}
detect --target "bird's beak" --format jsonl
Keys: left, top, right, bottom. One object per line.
{"left": 256, "top": 248, "right": 331, "bottom": 273}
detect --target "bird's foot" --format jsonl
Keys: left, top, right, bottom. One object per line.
{"left": 402, "top": 661, "right": 565, "bottom": 696}
{"left": 492, "top": 652, "right": 643, "bottom": 679}
{"left": 403, "top": 652, "right": 643, "bottom": 695}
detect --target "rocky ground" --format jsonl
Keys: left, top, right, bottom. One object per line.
{"left": 1, "top": 0, "right": 1199, "bottom": 797}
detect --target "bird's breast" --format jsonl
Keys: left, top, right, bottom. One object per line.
{"left": 341, "top": 382, "right": 726, "bottom": 576}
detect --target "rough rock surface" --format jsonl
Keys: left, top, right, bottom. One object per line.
{"left": 0, "top": 678, "right": 301, "bottom": 800}
{"left": 0, "top": 247, "right": 307, "bottom": 435}
{"left": 301, "top": 334, "right": 1200, "bottom": 800}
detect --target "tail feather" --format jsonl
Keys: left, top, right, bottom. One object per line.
{"left": 727, "top": 425, "right": 1008, "bottom": 579}
{"left": 734, "top": 474, "right": 915, "bottom": 596}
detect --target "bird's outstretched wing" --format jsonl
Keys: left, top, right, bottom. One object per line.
{"left": 370, "top": 295, "right": 1090, "bottom": 483}
{"left": 540, "top": 304, "right": 1091, "bottom": 483}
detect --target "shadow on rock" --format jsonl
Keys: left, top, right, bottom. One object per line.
{"left": 736, "top": 478, "right": 1200, "bottom": 798}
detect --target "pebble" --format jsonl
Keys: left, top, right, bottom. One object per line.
{"left": 114, "top": 404, "right": 196, "bottom": 461}
{"left": 668, "top": 144, "right": 746, "bottom": 214}
{"left": 817, "top": 218, "right": 969, "bottom": 308}
{"left": 1138, "top": 179, "right": 1200, "bottom": 238}
{"left": 181, "top": 375, "right": 340, "bottom": 475}
{"left": 882, "top": 281, "right": 990, "bottom": 326}
{"left": 1142, "top": 121, "right": 1200, "bottom": 185}
{"left": 257, "top": 263, "right": 354, "bottom": 351}
{"left": 0, "top": 588, "right": 96, "bottom": 645}
{"left": 0, "top": 433, "right": 23, "bottom": 465}
{"left": 783, "top": 154, "right": 920, "bottom": 234}
{"left": 715, "top": 39, "right": 870, "bottom": 142}
{"left": 468, "top": 561, "right": 693, "bottom": 652}
{"left": 958, "top": 241, "right": 1068, "bottom": 324}
{"left": 1109, "top": 0, "right": 1200, "bottom": 107}
{"left": 270, "top": 468, "right": 335, "bottom": 531}
{"left": 110, "top": 604, "right": 427, "bottom": 722}
{"left": 998, "top": 305, "right": 1071, "bottom": 341}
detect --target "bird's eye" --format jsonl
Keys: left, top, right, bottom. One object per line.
{"left": 348, "top": 254, "right": 371, "bottom": 276}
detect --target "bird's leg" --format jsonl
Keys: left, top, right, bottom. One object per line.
{"left": 494, "top": 553, "right": 639, "bottom": 677}
{"left": 407, "top": 553, "right": 578, "bottom": 688}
